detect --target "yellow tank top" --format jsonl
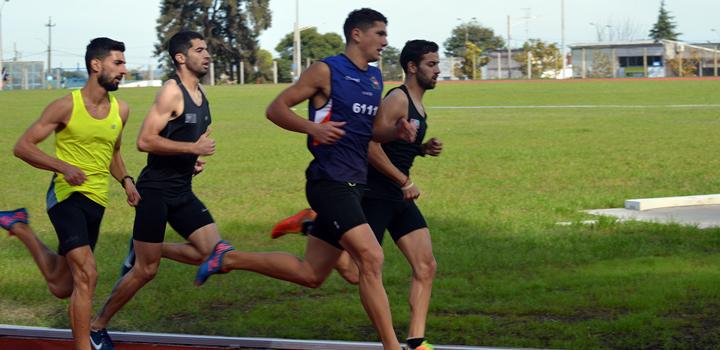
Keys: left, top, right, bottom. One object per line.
{"left": 48, "top": 89, "right": 122, "bottom": 208}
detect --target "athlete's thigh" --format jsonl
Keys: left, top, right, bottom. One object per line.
{"left": 339, "top": 223, "right": 383, "bottom": 263}
{"left": 64, "top": 245, "right": 97, "bottom": 278}
{"left": 395, "top": 227, "right": 434, "bottom": 267}
{"left": 303, "top": 235, "right": 344, "bottom": 280}
{"left": 361, "top": 197, "right": 396, "bottom": 245}
{"left": 80, "top": 196, "right": 105, "bottom": 250}
{"left": 48, "top": 194, "right": 94, "bottom": 255}
{"left": 167, "top": 192, "right": 215, "bottom": 241}
{"left": 133, "top": 189, "right": 169, "bottom": 243}
{"left": 306, "top": 180, "right": 367, "bottom": 249}
{"left": 133, "top": 240, "right": 163, "bottom": 268}
{"left": 386, "top": 201, "right": 427, "bottom": 243}
{"left": 186, "top": 223, "right": 222, "bottom": 256}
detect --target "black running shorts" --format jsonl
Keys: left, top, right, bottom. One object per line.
{"left": 133, "top": 189, "right": 214, "bottom": 243}
{"left": 48, "top": 192, "right": 105, "bottom": 255}
{"left": 305, "top": 179, "right": 367, "bottom": 249}
{"left": 362, "top": 197, "right": 428, "bottom": 245}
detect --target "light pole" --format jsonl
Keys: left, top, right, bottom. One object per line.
{"left": 293, "top": 0, "right": 300, "bottom": 80}
{"left": 507, "top": 15, "right": 531, "bottom": 79}
{"left": 292, "top": 0, "right": 314, "bottom": 81}
{"left": 560, "top": 0, "right": 566, "bottom": 78}
{"left": 0, "top": 0, "right": 9, "bottom": 90}
{"left": 456, "top": 17, "right": 477, "bottom": 44}
{"left": 46, "top": 17, "right": 55, "bottom": 88}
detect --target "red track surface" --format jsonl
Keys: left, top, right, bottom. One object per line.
{"left": 0, "top": 337, "right": 246, "bottom": 350}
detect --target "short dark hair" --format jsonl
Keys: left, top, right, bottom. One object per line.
{"left": 342, "top": 8, "right": 387, "bottom": 43}
{"left": 400, "top": 40, "right": 439, "bottom": 74}
{"left": 85, "top": 37, "right": 125, "bottom": 75}
{"left": 168, "top": 31, "right": 205, "bottom": 67}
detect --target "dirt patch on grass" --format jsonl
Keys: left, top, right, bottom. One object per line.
{"left": 435, "top": 307, "right": 629, "bottom": 323}
{"left": 664, "top": 302, "right": 720, "bottom": 349}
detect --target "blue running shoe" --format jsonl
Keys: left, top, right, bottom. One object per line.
{"left": 0, "top": 208, "right": 29, "bottom": 233}
{"left": 90, "top": 328, "right": 115, "bottom": 350}
{"left": 120, "top": 237, "right": 135, "bottom": 277}
{"left": 195, "top": 240, "right": 235, "bottom": 286}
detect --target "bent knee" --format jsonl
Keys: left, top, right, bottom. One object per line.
{"left": 303, "top": 274, "right": 327, "bottom": 289}
{"left": 356, "top": 248, "right": 385, "bottom": 273}
{"left": 134, "top": 264, "right": 159, "bottom": 282}
{"left": 339, "top": 269, "right": 359, "bottom": 285}
{"left": 72, "top": 266, "right": 98, "bottom": 286}
{"left": 414, "top": 256, "right": 437, "bottom": 281}
{"left": 48, "top": 283, "right": 73, "bottom": 299}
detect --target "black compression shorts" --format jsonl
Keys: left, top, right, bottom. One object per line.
{"left": 132, "top": 188, "right": 214, "bottom": 243}
{"left": 305, "top": 179, "right": 367, "bottom": 249}
{"left": 48, "top": 192, "right": 105, "bottom": 255}
{"left": 362, "top": 197, "right": 427, "bottom": 245}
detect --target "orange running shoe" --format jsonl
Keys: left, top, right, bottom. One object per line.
{"left": 271, "top": 208, "right": 316, "bottom": 239}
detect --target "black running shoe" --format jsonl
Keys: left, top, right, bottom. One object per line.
{"left": 90, "top": 328, "right": 115, "bottom": 350}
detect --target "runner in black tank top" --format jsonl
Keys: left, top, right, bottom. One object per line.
{"left": 90, "top": 32, "right": 242, "bottom": 349}
{"left": 136, "top": 75, "right": 211, "bottom": 194}
{"left": 365, "top": 84, "right": 428, "bottom": 201}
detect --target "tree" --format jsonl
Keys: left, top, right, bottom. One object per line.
{"left": 443, "top": 22, "right": 505, "bottom": 58}
{"left": 458, "top": 42, "right": 485, "bottom": 79}
{"left": 667, "top": 48, "right": 701, "bottom": 77}
{"left": 154, "top": 0, "right": 272, "bottom": 83}
{"left": 380, "top": 45, "right": 402, "bottom": 82}
{"left": 649, "top": 0, "right": 680, "bottom": 41}
{"left": 251, "top": 49, "right": 274, "bottom": 83}
{"left": 274, "top": 28, "right": 344, "bottom": 82}
{"left": 513, "top": 39, "right": 561, "bottom": 79}
{"left": 589, "top": 51, "right": 612, "bottom": 78}
{"left": 591, "top": 19, "right": 642, "bottom": 42}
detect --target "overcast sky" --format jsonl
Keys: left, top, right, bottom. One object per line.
{"left": 1, "top": 0, "right": 718, "bottom": 70}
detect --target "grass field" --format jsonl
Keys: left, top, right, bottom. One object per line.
{"left": 1, "top": 79, "right": 720, "bottom": 349}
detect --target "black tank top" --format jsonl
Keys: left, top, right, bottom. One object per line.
{"left": 136, "top": 76, "right": 211, "bottom": 194}
{"left": 365, "top": 85, "right": 427, "bottom": 201}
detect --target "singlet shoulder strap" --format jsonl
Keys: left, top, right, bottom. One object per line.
{"left": 388, "top": 85, "right": 425, "bottom": 119}
{"left": 384, "top": 84, "right": 408, "bottom": 99}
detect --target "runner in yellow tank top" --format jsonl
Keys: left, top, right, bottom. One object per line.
{"left": 2, "top": 38, "right": 140, "bottom": 350}
{"left": 49, "top": 88, "right": 123, "bottom": 208}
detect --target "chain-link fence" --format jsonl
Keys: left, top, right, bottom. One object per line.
{"left": 2, "top": 61, "right": 46, "bottom": 90}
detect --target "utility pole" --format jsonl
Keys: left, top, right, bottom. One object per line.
{"left": 293, "top": 0, "right": 300, "bottom": 81}
{"left": 507, "top": 15, "right": 512, "bottom": 79}
{"left": 560, "top": 0, "right": 566, "bottom": 79}
{"left": 0, "top": 0, "right": 9, "bottom": 90}
{"left": 45, "top": 16, "right": 55, "bottom": 87}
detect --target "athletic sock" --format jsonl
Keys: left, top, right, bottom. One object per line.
{"left": 301, "top": 221, "right": 313, "bottom": 235}
{"left": 407, "top": 337, "right": 424, "bottom": 349}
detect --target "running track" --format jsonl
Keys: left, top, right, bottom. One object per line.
{"left": 0, "top": 325, "right": 524, "bottom": 350}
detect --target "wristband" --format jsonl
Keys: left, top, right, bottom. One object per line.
{"left": 401, "top": 182, "right": 414, "bottom": 190}
{"left": 120, "top": 175, "right": 135, "bottom": 189}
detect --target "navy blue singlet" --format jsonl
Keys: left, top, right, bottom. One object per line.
{"left": 305, "top": 54, "right": 384, "bottom": 184}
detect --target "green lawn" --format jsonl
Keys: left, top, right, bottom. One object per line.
{"left": 1, "top": 79, "right": 720, "bottom": 349}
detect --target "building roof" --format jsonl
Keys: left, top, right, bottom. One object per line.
{"left": 569, "top": 40, "right": 670, "bottom": 49}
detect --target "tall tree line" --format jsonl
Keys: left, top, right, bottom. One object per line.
{"left": 155, "top": 0, "right": 271, "bottom": 82}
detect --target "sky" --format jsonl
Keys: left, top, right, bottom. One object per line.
{"left": 1, "top": 0, "right": 718, "bottom": 70}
